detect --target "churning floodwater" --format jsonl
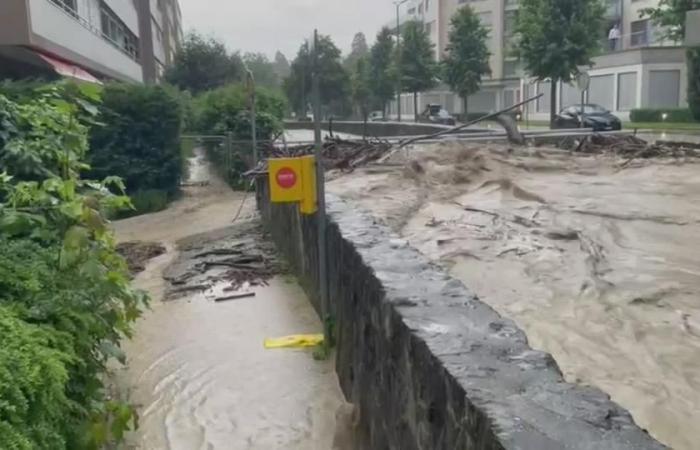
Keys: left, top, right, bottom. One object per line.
{"left": 113, "top": 150, "right": 352, "bottom": 450}
{"left": 328, "top": 143, "right": 700, "bottom": 450}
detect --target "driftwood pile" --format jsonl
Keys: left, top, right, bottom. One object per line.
{"left": 116, "top": 241, "right": 167, "bottom": 275}
{"left": 561, "top": 133, "right": 700, "bottom": 160}
{"left": 266, "top": 136, "right": 393, "bottom": 170}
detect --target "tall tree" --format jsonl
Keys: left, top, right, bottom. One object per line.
{"left": 399, "top": 21, "right": 437, "bottom": 122}
{"left": 642, "top": 0, "right": 700, "bottom": 120}
{"left": 442, "top": 5, "right": 491, "bottom": 117}
{"left": 344, "top": 32, "right": 370, "bottom": 70}
{"left": 242, "top": 52, "right": 279, "bottom": 88}
{"left": 351, "top": 56, "right": 372, "bottom": 135}
{"left": 273, "top": 51, "right": 291, "bottom": 80}
{"left": 517, "top": 0, "right": 605, "bottom": 127}
{"left": 164, "top": 32, "right": 243, "bottom": 94}
{"left": 369, "top": 27, "right": 396, "bottom": 115}
{"left": 284, "top": 36, "right": 351, "bottom": 118}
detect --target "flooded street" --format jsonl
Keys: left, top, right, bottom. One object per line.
{"left": 328, "top": 143, "right": 700, "bottom": 450}
{"left": 113, "top": 149, "right": 348, "bottom": 450}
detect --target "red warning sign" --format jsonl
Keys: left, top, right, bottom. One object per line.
{"left": 276, "top": 167, "right": 298, "bottom": 189}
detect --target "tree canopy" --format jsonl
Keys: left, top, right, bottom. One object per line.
{"left": 344, "top": 32, "right": 370, "bottom": 70}
{"left": 273, "top": 51, "right": 291, "bottom": 80}
{"left": 164, "top": 32, "right": 243, "bottom": 94}
{"left": 517, "top": 0, "right": 605, "bottom": 125}
{"left": 283, "top": 36, "right": 350, "bottom": 118}
{"left": 399, "top": 21, "right": 437, "bottom": 120}
{"left": 442, "top": 5, "right": 491, "bottom": 115}
{"left": 351, "top": 55, "right": 372, "bottom": 126}
{"left": 642, "top": 0, "right": 700, "bottom": 42}
{"left": 369, "top": 27, "right": 396, "bottom": 114}
{"left": 242, "top": 52, "right": 279, "bottom": 88}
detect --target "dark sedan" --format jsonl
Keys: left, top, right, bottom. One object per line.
{"left": 553, "top": 104, "right": 622, "bottom": 131}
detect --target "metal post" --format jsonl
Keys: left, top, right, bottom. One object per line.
{"left": 580, "top": 90, "right": 585, "bottom": 129}
{"left": 394, "top": 1, "right": 405, "bottom": 122}
{"left": 312, "top": 29, "right": 330, "bottom": 346}
{"left": 246, "top": 68, "right": 258, "bottom": 165}
{"left": 225, "top": 131, "right": 233, "bottom": 183}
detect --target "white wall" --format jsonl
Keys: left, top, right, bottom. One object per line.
{"left": 29, "top": 0, "right": 142, "bottom": 81}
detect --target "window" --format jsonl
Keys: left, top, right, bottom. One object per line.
{"left": 49, "top": 0, "right": 78, "bottom": 18}
{"left": 100, "top": 2, "right": 139, "bottom": 60}
{"left": 631, "top": 19, "right": 649, "bottom": 47}
{"left": 617, "top": 72, "right": 638, "bottom": 111}
{"left": 649, "top": 70, "right": 680, "bottom": 107}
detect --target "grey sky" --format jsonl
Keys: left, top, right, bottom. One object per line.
{"left": 179, "top": 0, "right": 397, "bottom": 60}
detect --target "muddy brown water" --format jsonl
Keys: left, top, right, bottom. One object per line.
{"left": 113, "top": 149, "right": 352, "bottom": 450}
{"left": 328, "top": 143, "right": 700, "bottom": 450}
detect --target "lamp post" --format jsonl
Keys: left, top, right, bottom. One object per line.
{"left": 394, "top": 0, "right": 409, "bottom": 122}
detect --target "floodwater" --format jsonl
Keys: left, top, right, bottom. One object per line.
{"left": 113, "top": 149, "right": 350, "bottom": 450}
{"left": 328, "top": 143, "right": 700, "bottom": 450}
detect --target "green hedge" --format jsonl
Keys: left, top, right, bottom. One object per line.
{"left": 0, "top": 85, "right": 145, "bottom": 448}
{"left": 191, "top": 83, "right": 286, "bottom": 188}
{"left": 89, "top": 83, "right": 184, "bottom": 199}
{"left": 629, "top": 108, "right": 697, "bottom": 123}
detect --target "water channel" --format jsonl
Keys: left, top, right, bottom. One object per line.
{"left": 113, "top": 150, "right": 351, "bottom": 449}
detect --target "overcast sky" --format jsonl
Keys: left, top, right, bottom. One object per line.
{"left": 179, "top": 0, "right": 396, "bottom": 60}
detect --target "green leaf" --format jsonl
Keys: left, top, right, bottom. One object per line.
{"left": 99, "top": 341, "right": 127, "bottom": 365}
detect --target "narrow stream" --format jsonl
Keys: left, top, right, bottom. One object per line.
{"left": 113, "top": 150, "right": 350, "bottom": 450}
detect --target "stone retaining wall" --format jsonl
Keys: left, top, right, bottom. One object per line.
{"left": 256, "top": 180, "right": 666, "bottom": 450}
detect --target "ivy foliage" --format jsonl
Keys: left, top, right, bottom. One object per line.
{"left": 0, "top": 83, "right": 147, "bottom": 449}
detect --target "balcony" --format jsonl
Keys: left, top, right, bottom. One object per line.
{"left": 600, "top": 30, "right": 680, "bottom": 55}
{"left": 28, "top": 0, "right": 142, "bottom": 81}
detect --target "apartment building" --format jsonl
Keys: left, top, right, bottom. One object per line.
{"left": 389, "top": 0, "right": 687, "bottom": 121}
{"left": 0, "top": 0, "right": 182, "bottom": 84}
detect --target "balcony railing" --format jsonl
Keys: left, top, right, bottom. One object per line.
{"left": 45, "top": 0, "right": 139, "bottom": 62}
{"left": 600, "top": 31, "right": 680, "bottom": 54}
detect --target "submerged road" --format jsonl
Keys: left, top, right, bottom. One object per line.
{"left": 113, "top": 149, "right": 351, "bottom": 450}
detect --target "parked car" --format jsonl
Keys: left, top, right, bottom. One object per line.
{"left": 553, "top": 104, "right": 622, "bottom": 131}
{"left": 368, "top": 111, "right": 386, "bottom": 122}
{"left": 420, "top": 104, "right": 456, "bottom": 126}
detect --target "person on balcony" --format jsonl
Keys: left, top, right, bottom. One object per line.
{"left": 608, "top": 24, "right": 621, "bottom": 51}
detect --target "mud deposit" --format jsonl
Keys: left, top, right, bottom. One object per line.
{"left": 328, "top": 142, "right": 700, "bottom": 450}
{"left": 113, "top": 149, "right": 351, "bottom": 450}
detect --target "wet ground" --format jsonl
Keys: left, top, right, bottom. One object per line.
{"left": 327, "top": 143, "right": 700, "bottom": 450}
{"left": 113, "top": 149, "right": 351, "bottom": 450}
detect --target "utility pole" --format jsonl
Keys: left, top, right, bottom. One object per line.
{"left": 394, "top": 0, "right": 409, "bottom": 122}
{"left": 311, "top": 29, "right": 330, "bottom": 348}
{"left": 246, "top": 67, "right": 258, "bottom": 165}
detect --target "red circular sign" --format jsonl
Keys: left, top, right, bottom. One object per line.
{"left": 276, "top": 167, "right": 297, "bottom": 189}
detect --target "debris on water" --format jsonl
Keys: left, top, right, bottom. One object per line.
{"left": 261, "top": 136, "right": 393, "bottom": 171}
{"left": 215, "top": 292, "right": 256, "bottom": 303}
{"left": 559, "top": 133, "right": 700, "bottom": 163}
{"left": 116, "top": 241, "right": 167, "bottom": 274}
{"left": 163, "top": 222, "right": 281, "bottom": 300}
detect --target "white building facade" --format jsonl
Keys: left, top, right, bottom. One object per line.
{"left": 0, "top": 0, "right": 182, "bottom": 84}
{"left": 388, "top": 0, "right": 688, "bottom": 121}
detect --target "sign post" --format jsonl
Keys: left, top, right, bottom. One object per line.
{"left": 311, "top": 29, "right": 331, "bottom": 349}
{"left": 576, "top": 71, "right": 590, "bottom": 129}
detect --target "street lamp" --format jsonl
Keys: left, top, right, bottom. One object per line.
{"left": 394, "top": 0, "right": 410, "bottom": 122}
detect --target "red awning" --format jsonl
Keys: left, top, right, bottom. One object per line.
{"left": 36, "top": 52, "right": 102, "bottom": 84}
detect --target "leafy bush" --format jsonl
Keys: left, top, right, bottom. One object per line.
{"left": 89, "top": 83, "right": 184, "bottom": 197}
{"left": 629, "top": 108, "right": 696, "bottom": 123}
{"left": 123, "top": 189, "right": 170, "bottom": 218}
{"left": 0, "top": 85, "right": 146, "bottom": 448}
{"left": 191, "top": 83, "right": 286, "bottom": 187}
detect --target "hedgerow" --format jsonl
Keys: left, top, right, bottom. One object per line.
{"left": 0, "top": 83, "right": 146, "bottom": 448}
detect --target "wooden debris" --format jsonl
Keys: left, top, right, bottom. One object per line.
{"left": 215, "top": 292, "right": 256, "bottom": 303}
{"left": 559, "top": 133, "right": 700, "bottom": 164}
{"left": 263, "top": 136, "right": 393, "bottom": 170}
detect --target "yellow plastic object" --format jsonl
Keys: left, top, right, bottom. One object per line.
{"left": 269, "top": 158, "right": 304, "bottom": 203}
{"left": 299, "top": 155, "right": 318, "bottom": 215}
{"left": 264, "top": 334, "right": 324, "bottom": 349}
